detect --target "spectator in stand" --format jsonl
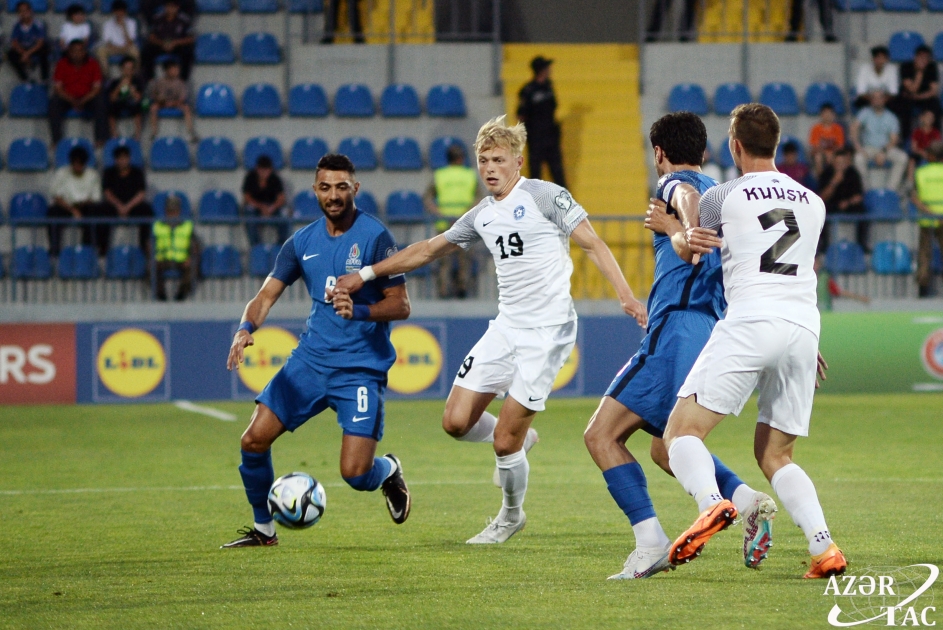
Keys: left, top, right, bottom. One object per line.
{"left": 779, "top": 141, "right": 815, "bottom": 190}
{"left": 7, "top": 1, "right": 50, "bottom": 82}
{"left": 139, "top": 0, "right": 195, "bottom": 27}
{"left": 321, "top": 0, "right": 364, "bottom": 44}
{"left": 48, "top": 146, "right": 110, "bottom": 256}
{"left": 107, "top": 56, "right": 145, "bottom": 140}
{"left": 152, "top": 195, "right": 194, "bottom": 301}
{"left": 786, "top": 0, "right": 836, "bottom": 43}
{"left": 851, "top": 89, "right": 908, "bottom": 192}
{"left": 818, "top": 148, "right": 868, "bottom": 254}
{"left": 645, "top": 0, "right": 697, "bottom": 42}
{"left": 517, "top": 56, "right": 566, "bottom": 186}
{"left": 815, "top": 254, "right": 869, "bottom": 312}
{"left": 907, "top": 109, "right": 942, "bottom": 185}
{"left": 895, "top": 44, "right": 942, "bottom": 142}
{"left": 242, "top": 155, "right": 288, "bottom": 246}
{"left": 102, "top": 145, "right": 153, "bottom": 252}
{"left": 146, "top": 58, "right": 196, "bottom": 142}
{"left": 96, "top": 0, "right": 139, "bottom": 71}
{"left": 49, "top": 39, "right": 108, "bottom": 146}
{"left": 854, "top": 45, "right": 897, "bottom": 110}
{"left": 140, "top": 0, "right": 194, "bottom": 82}
{"left": 911, "top": 141, "right": 943, "bottom": 298}
{"left": 58, "top": 4, "right": 91, "bottom": 50}
{"left": 808, "top": 103, "right": 845, "bottom": 177}
{"left": 701, "top": 147, "right": 723, "bottom": 183}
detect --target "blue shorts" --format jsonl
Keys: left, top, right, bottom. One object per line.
{"left": 256, "top": 352, "right": 386, "bottom": 441}
{"left": 605, "top": 311, "right": 717, "bottom": 438}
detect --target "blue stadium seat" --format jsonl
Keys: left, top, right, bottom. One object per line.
{"left": 929, "top": 0, "right": 943, "bottom": 10}
{"left": 153, "top": 191, "right": 193, "bottom": 219}
{"left": 0, "top": 253, "right": 5, "bottom": 279}
{"left": 0, "top": 96, "right": 5, "bottom": 117}
{"left": 381, "top": 84, "right": 421, "bottom": 117}
{"left": 54, "top": 138, "right": 96, "bottom": 168}
{"left": 832, "top": 0, "right": 877, "bottom": 9}
{"left": 244, "top": 137, "right": 284, "bottom": 169}
{"left": 158, "top": 106, "right": 184, "bottom": 119}
{"left": 759, "top": 82, "right": 800, "bottom": 116}
{"left": 288, "top": 83, "right": 329, "bottom": 117}
{"left": 429, "top": 136, "right": 470, "bottom": 170}
{"left": 872, "top": 241, "right": 912, "bottom": 274}
{"left": 13, "top": 246, "right": 52, "bottom": 279}
{"left": 196, "top": 0, "right": 232, "bottom": 12}
{"left": 427, "top": 84, "right": 466, "bottom": 117}
{"left": 58, "top": 245, "right": 99, "bottom": 279}
{"left": 288, "top": 0, "right": 321, "bottom": 10}
{"left": 8, "top": 138, "right": 49, "bottom": 172}
{"left": 103, "top": 137, "right": 144, "bottom": 168}
{"left": 242, "top": 83, "right": 282, "bottom": 117}
{"left": 293, "top": 190, "right": 320, "bottom": 218}
{"left": 386, "top": 191, "right": 425, "bottom": 223}
{"left": 889, "top": 31, "right": 925, "bottom": 63}
{"left": 881, "top": 0, "right": 920, "bottom": 10}
{"left": 54, "top": 0, "right": 92, "bottom": 12}
{"left": 804, "top": 82, "right": 845, "bottom": 115}
{"left": 334, "top": 83, "right": 374, "bottom": 117}
{"left": 718, "top": 140, "right": 735, "bottom": 169}
{"left": 9, "top": 192, "right": 48, "bottom": 220}
{"left": 9, "top": 83, "right": 48, "bottom": 117}
{"left": 337, "top": 137, "right": 377, "bottom": 171}
{"left": 196, "top": 33, "right": 235, "bottom": 64}
{"left": 7, "top": 0, "right": 48, "bottom": 11}
{"left": 199, "top": 190, "right": 239, "bottom": 222}
{"left": 713, "top": 82, "right": 751, "bottom": 115}
{"left": 239, "top": 0, "right": 277, "bottom": 11}
{"left": 775, "top": 135, "right": 808, "bottom": 165}
{"left": 196, "top": 136, "right": 238, "bottom": 170}
{"left": 150, "top": 137, "right": 191, "bottom": 170}
{"left": 383, "top": 137, "right": 423, "bottom": 170}
{"left": 201, "top": 244, "right": 243, "bottom": 277}
{"left": 667, "top": 83, "right": 708, "bottom": 115}
{"left": 864, "top": 189, "right": 903, "bottom": 220}
{"left": 249, "top": 243, "right": 279, "bottom": 277}
{"left": 101, "top": 0, "right": 139, "bottom": 11}
{"left": 241, "top": 33, "right": 280, "bottom": 64}
{"left": 356, "top": 190, "right": 379, "bottom": 216}
{"left": 932, "top": 242, "right": 943, "bottom": 273}
{"left": 106, "top": 245, "right": 147, "bottom": 279}
{"left": 196, "top": 83, "right": 238, "bottom": 117}
{"left": 290, "top": 137, "right": 329, "bottom": 169}
{"left": 826, "top": 241, "right": 867, "bottom": 274}
{"left": 933, "top": 33, "right": 943, "bottom": 62}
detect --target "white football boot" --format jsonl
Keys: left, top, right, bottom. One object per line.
{"left": 742, "top": 491, "right": 777, "bottom": 569}
{"left": 466, "top": 513, "right": 527, "bottom": 544}
{"left": 607, "top": 545, "right": 674, "bottom": 580}
{"left": 492, "top": 428, "right": 539, "bottom": 486}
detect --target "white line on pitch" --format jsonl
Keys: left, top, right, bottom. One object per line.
{"left": 174, "top": 400, "right": 238, "bottom": 421}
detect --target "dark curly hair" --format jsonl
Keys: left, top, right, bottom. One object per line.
{"left": 649, "top": 112, "right": 707, "bottom": 167}
{"left": 316, "top": 153, "right": 357, "bottom": 175}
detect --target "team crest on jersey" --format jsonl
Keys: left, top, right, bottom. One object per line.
{"left": 345, "top": 243, "right": 362, "bottom": 272}
{"left": 513, "top": 205, "right": 526, "bottom": 220}
{"left": 385, "top": 245, "right": 398, "bottom": 259}
{"left": 554, "top": 190, "right": 573, "bottom": 211}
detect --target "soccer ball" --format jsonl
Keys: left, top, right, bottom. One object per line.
{"left": 267, "top": 472, "right": 326, "bottom": 529}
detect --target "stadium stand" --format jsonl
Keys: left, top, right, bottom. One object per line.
{"left": 7, "top": 138, "right": 50, "bottom": 172}
{"left": 197, "top": 137, "right": 239, "bottom": 170}
{"left": 58, "top": 245, "right": 100, "bottom": 280}
{"left": 759, "top": 82, "right": 800, "bottom": 116}
{"left": 293, "top": 190, "right": 320, "bottom": 218}
{"left": 55, "top": 138, "right": 97, "bottom": 168}
{"left": 881, "top": 0, "right": 921, "bottom": 11}
{"left": 386, "top": 190, "right": 425, "bottom": 222}
{"left": 334, "top": 83, "right": 375, "bottom": 117}
{"left": 872, "top": 241, "right": 913, "bottom": 274}
{"left": 199, "top": 190, "right": 240, "bottom": 222}
{"left": 429, "top": 136, "right": 470, "bottom": 169}
{"left": 713, "top": 82, "right": 751, "bottom": 115}
{"left": 355, "top": 190, "right": 379, "bottom": 216}
{"left": 150, "top": 137, "right": 191, "bottom": 171}
{"left": 249, "top": 243, "right": 279, "bottom": 277}
{"left": 196, "top": 84, "right": 239, "bottom": 117}
{"left": 153, "top": 191, "right": 193, "bottom": 219}
{"left": 242, "top": 84, "right": 283, "bottom": 117}
{"left": 381, "top": 84, "right": 422, "bottom": 117}
{"left": 201, "top": 244, "right": 243, "bottom": 277}
{"left": 775, "top": 135, "right": 808, "bottom": 164}
{"left": 426, "top": 84, "right": 466, "bottom": 117}
{"left": 239, "top": 0, "right": 278, "bottom": 13}
{"left": 196, "top": 0, "right": 233, "bottom": 12}
{"left": 244, "top": 137, "right": 284, "bottom": 169}
{"left": 9, "top": 193, "right": 48, "bottom": 221}
{"left": 888, "top": 31, "right": 925, "bottom": 62}
{"left": 8, "top": 84, "right": 49, "bottom": 117}
{"left": 13, "top": 246, "right": 52, "bottom": 280}
{"left": 290, "top": 137, "right": 329, "bottom": 169}
{"left": 828, "top": 241, "right": 869, "bottom": 274}
{"left": 865, "top": 189, "right": 904, "bottom": 220}
{"left": 54, "top": 0, "right": 92, "bottom": 12}
{"left": 667, "top": 83, "right": 709, "bottom": 115}
{"left": 288, "top": 83, "right": 329, "bottom": 117}
{"left": 241, "top": 33, "right": 281, "bottom": 64}
{"left": 804, "top": 82, "right": 846, "bottom": 115}
{"left": 383, "top": 137, "right": 424, "bottom": 170}
{"left": 103, "top": 138, "right": 145, "bottom": 168}
{"left": 338, "top": 137, "right": 377, "bottom": 170}
{"left": 196, "top": 33, "right": 237, "bottom": 64}
{"left": 6, "top": 0, "right": 47, "bottom": 10}
{"left": 106, "top": 245, "right": 147, "bottom": 279}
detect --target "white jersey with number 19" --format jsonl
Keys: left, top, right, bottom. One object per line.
{"left": 698, "top": 171, "right": 826, "bottom": 338}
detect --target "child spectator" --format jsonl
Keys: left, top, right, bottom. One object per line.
{"left": 96, "top": 0, "right": 139, "bottom": 70}
{"left": 815, "top": 254, "right": 870, "bottom": 312}
{"left": 59, "top": 4, "right": 91, "bottom": 50}
{"left": 107, "top": 56, "right": 145, "bottom": 140}
{"left": 779, "top": 141, "right": 815, "bottom": 190}
{"left": 152, "top": 195, "right": 194, "bottom": 301}
{"left": 146, "top": 58, "right": 196, "bottom": 142}
{"left": 7, "top": 1, "right": 50, "bottom": 82}
{"left": 808, "top": 103, "right": 845, "bottom": 176}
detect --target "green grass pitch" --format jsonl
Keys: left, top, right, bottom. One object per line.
{"left": 1, "top": 394, "right": 941, "bottom": 629}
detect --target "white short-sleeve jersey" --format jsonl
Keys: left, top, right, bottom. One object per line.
{"left": 698, "top": 171, "right": 825, "bottom": 337}
{"left": 443, "top": 177, "right": 588, "bottom": 328}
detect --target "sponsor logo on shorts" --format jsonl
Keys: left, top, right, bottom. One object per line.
{"left": 96, "top": 328, "right": 166, "bottom": 398}
{"left": 388, "top": 325, "right": 442, "bottom": 395}
{"left": 238, "top": 326, "right": 298, "bottom": 394}
{"left": 921, "top": 329, "right": 943, "bottom": 380}
{"left": 824, "top": 564, "right": 938, "bottom": 627}
{"left": 345, "top": 243, "right": 362, "bottom": 273}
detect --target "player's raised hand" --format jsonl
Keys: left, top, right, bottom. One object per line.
{"left": 227, "top": 330, "right": 254, "bottom": 371}
{"left": 815, "top": 351, "right": 829, "bottom": 389}
{"left": 331, "top": 272, "right": 364, "bottom": 299}
{"left": 686, "top": 227, "right": 723, "bottom": 254}
{"left": 332, "top": 287, "right": 354, "bottom": 319}
{"left": 622, "top": 296, "right": 648, "bottom": 329}
{"left": 644, "top": 198, "right": 674, "bottom": 235}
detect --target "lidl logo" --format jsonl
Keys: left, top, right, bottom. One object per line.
{"left": 921, "top": 329, "right": 943, "bottom": 380}
{"left": 552, "top": 343, "right": 580, "bottom": 391}
{"left": 238, "top": 326, "right": 298, "bottom": 393}
{"left": 97, "top": 328, "right": 166, "bottom": 398}
{"left": 388, "top": 325, "right": 442, "bottom": 394}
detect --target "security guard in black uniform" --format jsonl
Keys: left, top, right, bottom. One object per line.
{"left": 517, "top": 55, "right": 566, "bottom": 187}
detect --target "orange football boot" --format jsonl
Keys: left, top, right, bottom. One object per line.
{"left": 669, "top": 500, "right": 739, "bottom": 566}
{"left": 803, "top": 543, "right": 847, "bottom": 579}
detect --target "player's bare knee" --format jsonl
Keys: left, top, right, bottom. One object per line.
{"left": 340, "top": 459, "right": 372, "bottom": 481}
{"left": 441, "top": 410, "right": 470, "bottom": 438}
{"left": 583, "top": 420, "right": 606, "bottom": 456}
{"left": 240, "top": 429, "right": 272, "bottom": 453}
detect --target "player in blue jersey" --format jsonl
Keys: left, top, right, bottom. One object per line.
{"left": 221, "top": 154, "right": 413, "bottom": 548}
{"left": 583, "top": 113, "right": 777, "bottom": 579}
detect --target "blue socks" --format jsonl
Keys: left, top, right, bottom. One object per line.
{"left": 344, "top": 456, "right": 393, "bottom": 492}
{"left": 239, "top": 449, "right": 274, "bottom": 525}
{"left": 712, "top": 455, "right": 746, "bottom": 501}
{"left": 602, "top": 462, "right": 657, "bottom": 525}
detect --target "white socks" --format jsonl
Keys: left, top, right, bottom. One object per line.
{"left": 668, "top": 435, "right": 724, "bottom": 512}
{"left": 255, "top": 521, "right": 275, "bottom": 537}
{"left": 633, "top": 516, "right": 672, "bottom": 550}
{"left": 457, "top": 411, "right": 497, "bottom": 443}
{"left": 732, "top": 483, "right": 757, "bottom": 515}
{"left": 495, "top": 449, "right": 528, "bottom": 524}
{"left": 770, "top": 462, "right": 832, "bottom": 555}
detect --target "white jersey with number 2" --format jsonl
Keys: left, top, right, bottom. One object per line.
{"left": 698, "top": 171, "right": 825, "bottom": 338}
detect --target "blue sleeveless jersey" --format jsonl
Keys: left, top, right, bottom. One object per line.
{"left": 647, "top": 170, "right": 726, "bottom": 325}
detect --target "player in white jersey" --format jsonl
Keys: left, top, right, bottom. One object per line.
{"left": 659, "top": 104, "right": 847, "bottom": 578}
{"left": 333, "top": 115, "right": 647, "bottom": 544}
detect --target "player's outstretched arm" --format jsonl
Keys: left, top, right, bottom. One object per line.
{"left": 332, "top": 284, "right": 410, "bottom": 322}
{"left": 570, "top": 219, "right": 648, "bottom": 328}
{"left": 226, "top": 277, "right": 288, "bottom": 371}
{"left": 332, "top": 234, "right": 462, "bottom": 296}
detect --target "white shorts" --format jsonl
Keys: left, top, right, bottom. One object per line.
{"left": 677, "top": 317, "right": 818, "bottom": 436}
{"left": 453, "top": 319, "right": 577, "bottom": 412}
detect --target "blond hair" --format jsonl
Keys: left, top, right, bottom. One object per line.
{"left": 474, "top": 115, "right": 527, "bottom": 157}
